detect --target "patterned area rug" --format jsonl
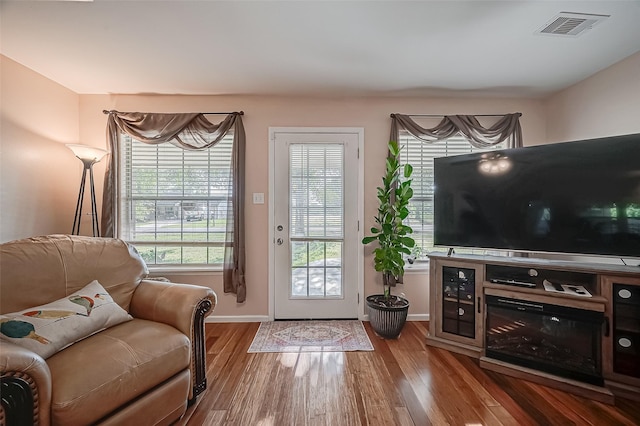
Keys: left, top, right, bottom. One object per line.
{"left": 247, "top": 320, "right": 374, "bottom": 353}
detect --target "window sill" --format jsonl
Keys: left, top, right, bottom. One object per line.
{"left": 404, "top": 259, "right": 430, "bottom": 272}
{"left": 147, "top": 266, "right": 223, "bottom": 275}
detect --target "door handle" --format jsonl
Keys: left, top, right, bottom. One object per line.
{"left": 276, "top": 238, "right": 283, "bottom": 245}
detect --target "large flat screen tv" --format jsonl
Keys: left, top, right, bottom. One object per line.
{"left": 433, "top": 133, "right": 640, "bottom": 258}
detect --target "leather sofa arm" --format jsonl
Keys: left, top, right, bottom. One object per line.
{"left": 0, "top": 342, "right": 52, "bottom": 426}
{"left": 129, "top": 279, "right": 216, "bottom": 338}
{"left": 129, "top": 279, "right": 216, "bottom": 401}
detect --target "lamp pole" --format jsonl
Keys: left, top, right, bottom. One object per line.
{"left": 67, "top": 144, "right": 108, "bottom": 237}
{"left": 71, "top": 158, "right": 100, "bottom": 237}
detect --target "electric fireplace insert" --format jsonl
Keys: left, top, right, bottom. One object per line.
{"left": 485, "top": 295, "right": 604, "bottom": 386}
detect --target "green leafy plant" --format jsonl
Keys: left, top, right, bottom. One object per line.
{"left": 362, "top": 140, "right": 415, "bottom": 301}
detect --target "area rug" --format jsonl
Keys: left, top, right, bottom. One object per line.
{"left": 247, "top": 320, "right": 374, "bottom": 353}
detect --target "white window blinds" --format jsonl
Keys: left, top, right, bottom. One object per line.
{"left": 289, "top": 144, "right": 344, "bottom": 239}
{"left": 118, "top": 134, "right": 233, "bottom": 266}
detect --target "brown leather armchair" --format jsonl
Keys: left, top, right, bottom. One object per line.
{"left": 0, "top": 235, "right": 216, "bottom": 425}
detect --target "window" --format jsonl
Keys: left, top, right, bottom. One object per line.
{"left": 398, "top": 131, "right": 507, "bottom": 258}
{"left": 118, "top": 134, "right": 233, "bottom": 267}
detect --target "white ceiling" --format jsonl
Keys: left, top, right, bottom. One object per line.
{"left": 2, "top": 0, "right": 640, "bottom": 98}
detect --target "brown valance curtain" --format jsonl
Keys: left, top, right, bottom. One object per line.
{"left": 101, "top": 110, "right": 246, "bottom": 303}
{"left": 390, "top": 113, "right": 523, "bottom": 149}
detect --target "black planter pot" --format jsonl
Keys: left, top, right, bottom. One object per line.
{"left": 366, "top": 294, "right": 410, "bottom": 339}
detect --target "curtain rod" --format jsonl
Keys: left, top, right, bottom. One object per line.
{"left": 390, "top": 113, "right": 521, "bottom": 118}
{"left": 102, "top": 110, "right": 244, "bottom": 115}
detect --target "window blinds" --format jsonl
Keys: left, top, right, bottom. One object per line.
{"left": 119, "top": 134, "right": 233, "bottom": 265}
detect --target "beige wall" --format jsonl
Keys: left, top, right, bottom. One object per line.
{"left": 79, "top": 94, "right": 546, "bottom": 319}
{"left": 545, "top": 51, "right": 640, "bottom": 142}
{"left": 1, "top": 56, "right": 81, "bottom": 242}
{"left": 540, "top": 51, "right": 640, "bottom": 265}
{"left": 8, "top": 51, "right": 637, "bottom": 320}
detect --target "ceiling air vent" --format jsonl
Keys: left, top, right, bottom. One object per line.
{"left": 536, "top": 12, "right": 610, "bottom": 37}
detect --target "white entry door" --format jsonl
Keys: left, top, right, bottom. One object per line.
{"left": 271, "top": 129, "right": 362, "bottom": 319}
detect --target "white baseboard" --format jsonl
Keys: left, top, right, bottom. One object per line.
{"left": 360, "top": 314, "right": 429, "bottom": 322}
{"left": 407, "top": 314, "right": 430, "bottom": 321}
{"left": 206, "top": 314, "right": 429, "bottom": 323}
{"left": 205, "top": 315, "right": 270, "bottom": 323}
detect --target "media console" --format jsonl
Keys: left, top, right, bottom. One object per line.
{"left": 427, "top": 252, "right": 640, "bottom": 403}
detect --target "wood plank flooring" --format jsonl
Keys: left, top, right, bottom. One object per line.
{"left": 178, "top": 322, "right": 640, "bottom": 425}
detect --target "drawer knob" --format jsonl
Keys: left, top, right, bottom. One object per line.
{"left": 458, "top": 308, "right": 465, "bottom": 316}
{"left": 618, "top": 338, "right": 632, "bottom": 348}
{"left": 618, "top": 289, "right": 632, "bottom": 299}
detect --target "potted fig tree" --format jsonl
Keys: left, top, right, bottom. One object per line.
{"left": 362, "top": 140, "right": 415, "bottom": 338}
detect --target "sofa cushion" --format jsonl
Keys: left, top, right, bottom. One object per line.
{"left": 46, "top": 318, "right": 190, "bottom": 426}
{"left": 0, "top": 235, "right": 148, "bottom": 314}
{"left": 97, "top": 370, "right": 190, "bottom": 426}
{"left": 0, "top": 280, "right": 132, "bottom": 359}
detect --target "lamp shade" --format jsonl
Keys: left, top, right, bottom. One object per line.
{"left": 66, "top": 144, "right": 108, "bottom": 162}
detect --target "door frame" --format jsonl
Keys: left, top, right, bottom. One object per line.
{"left": 268, "top": 127, "right": 365, "bottom": 320}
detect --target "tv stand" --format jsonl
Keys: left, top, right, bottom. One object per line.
{"left": 427, "top": 252, "right": 640, "bottom": 403}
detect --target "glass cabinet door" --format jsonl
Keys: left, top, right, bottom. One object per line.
{"left": 442, "top": 266, "right": 476, "bottom": 339}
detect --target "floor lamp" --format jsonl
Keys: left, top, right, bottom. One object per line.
{"left": 67, "top": 144, "right": 108, "bottom": 237}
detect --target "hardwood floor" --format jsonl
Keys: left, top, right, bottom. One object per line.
{"left": 178, "top": 321, "right": 640, "bottom": 425}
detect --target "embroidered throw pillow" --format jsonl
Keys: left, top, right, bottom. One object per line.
{"left": 0, "top": 280, "right": 132, "bottom": 359}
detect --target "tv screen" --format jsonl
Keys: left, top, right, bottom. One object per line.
{"left": 433, "top": 133, "right": 640, "bottom": 258}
